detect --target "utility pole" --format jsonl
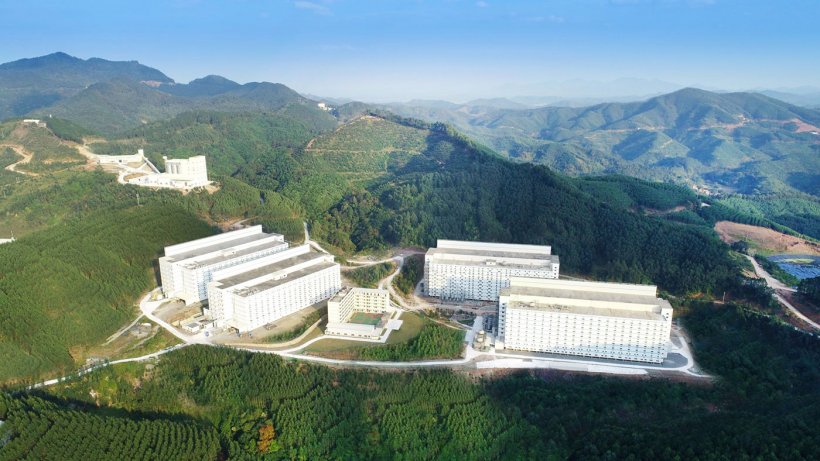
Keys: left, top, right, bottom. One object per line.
{"left": 136, "top": 192, "right": 141, "bottom": 206}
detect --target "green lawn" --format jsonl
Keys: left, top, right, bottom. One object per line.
{"left": 302, "top": 312, "right": 464, "bottom": 361}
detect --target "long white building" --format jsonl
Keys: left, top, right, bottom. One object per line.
{"left": 424, "top": 240, "right": 559, "bottom": 301}
{"left": 497, "top": 278, "right": 673, "bottom": 363}
{"left": 206, "top": 245, "right": 341, "bottom": 332}
{"left": 159, "top": 226, "right": 288, "bottom": 304}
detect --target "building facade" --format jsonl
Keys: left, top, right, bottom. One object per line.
{"left": 325, "top": 287, "right": 391, "bottom": 338}
{"left": 327, "top": 287, "right": 391, "bottom": 323}
{"left": 206, "top": 245, "right": 341, "bottom": 332}
{"left": 159, "top": 225, "right": 287, "bottom": 304}
{"left": 497, "top": 278, "right": 673, "bottom": 363}
{"left": 424, "top": 240, "right": 559, "bottom": 301}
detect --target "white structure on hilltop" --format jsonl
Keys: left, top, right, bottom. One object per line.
{"left": 206, "top": 244, "right": 341, "bottom": 332}
{"left": 325, "top": 287, "right": 392, "bottom": 338}
{"left": 97, "top": 149, "right": 154, "bottom": 167}
{"left": 96, "top": 149, "right": 210, "bottom": 190}
{"left": 22, "top": 119, "right": 45, "bottom": 127}
{"left": 159, "top": 226, "right": 288, "bottom": 305}
{"left": 127, "top": 155, "right": 210, "bottom": 190}
{"left": 497, "top": 278, "right": 673, "bottom": 363}
{"left": 424, "top": 240, "right": 559, "bottom": 301}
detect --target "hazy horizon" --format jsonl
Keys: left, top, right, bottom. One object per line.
{"left": 2, "top": 0, "right": 819, "bottom": 102}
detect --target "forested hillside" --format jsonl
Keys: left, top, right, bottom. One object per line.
{"left": 39, "top": 79, "right": 336, "bottom": 136}
{"left": 381, "top": 89, "right": 820, "bottom": 238}
{"left": 0, "top": 393, "right": 220, "bottom": 461}
{"left": 262, "top": 114, "right": 738, "bottom": 294}
{"left": 3, "top": 298, "right": 815, "bottom": 460}
{"left": 0, "top": 167, "right": 313, "bottom": 384}
{"left": 0, "top": 52, "right": 173, "bottom": 120}
{"left": 94, "top": 110, "right": 334, "bottom": 176}
{"left": 0, "top": 120, "right": 85, "bottom": 174}
{"left": 385, "top": 88, "right": 820, "bottom": 197}
{"left": 0, "top": 206, "right": 215, "bottom": 383}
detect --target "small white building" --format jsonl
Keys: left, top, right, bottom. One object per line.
{"left": 497, "top": 278, "right": 673, "bottom": 363}
{"left": 159, "top": 226, "right": 288, "bottom": 304}
{"left": 206, "top": 244, "right": 341, "bottom": 332}
{"left": 424, "top": 240, "right": 559, "bottom": 301}
{"left": 97, "top": 149, "right": 150, "bottom": 166}
{"left": 325, "top": 287, "right": 392, "bottom": 338}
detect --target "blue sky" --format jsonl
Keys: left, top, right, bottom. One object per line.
{"left": 1, "top": 0, "right": 818, "bottom": 101}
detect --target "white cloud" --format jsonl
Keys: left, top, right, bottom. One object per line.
{"left": 294, "top": 1, "right": 331, "bottom": 16}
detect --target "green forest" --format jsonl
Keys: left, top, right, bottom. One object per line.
{"left": 303, "top": 116, "right": 738, "bottom": 295}
{"left": 356, "top": 323, "right": 465, "bottom": 361}
{"left": 1, "top": 53, "right": 819, "bottom": 460}
{"left": 345, "top": 262, "right": 396, "bottom": 288}
{"left": 0, "top": 205, "right": 214, "bottom": 384}
{"left": 2, "top": 298, "right": 817, "bottom": 460}
{"left": 393, "top": 255, "right": 424, "bottom": 297}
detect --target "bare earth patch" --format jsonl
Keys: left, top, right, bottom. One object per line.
{"left": 715, "top": 221, "right": 820, "bottom": 255}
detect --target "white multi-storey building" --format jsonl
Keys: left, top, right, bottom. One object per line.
{"left": 326, "top": 287, "right": 391, "bottom": 338}
{"left": 424, "top": 240, "right": 559, "bottom": 301}
{"left": 328, "top": 287, "right": 390, "bottom": 323}
{"left": 206, "top": 245, "right": 341, "bottom": 332}
{"left": 126, "top": 155, "right": 210, "bottom": 190}
{"left": 497, "top": 277, "right": 673, "bottom": 363}
{"left": 159, "top": 226, "right": 288, "bottom": 304}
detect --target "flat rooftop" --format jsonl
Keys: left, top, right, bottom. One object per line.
{"left": 330, "top": 287, "right": 389, "bottom": 303}
{"left": 437, "top": 239, "right": 551, "bottom": 254}
{"left": 217, "top": 252, "right": 336, "bottom": 296}
{"left": 503, "top": 284, "right": 662, "bottom": 306}
{"left": 427, "top": 246, "right": 559, "bottom": 268}
{"left": 180, "top": 238, "right": 287, "bottom": 269}
{"left": 508, "top": 300, "right": 665, "bottom": 321}
{"left": 166, "top": 232, "right": 276, "bottom": 262}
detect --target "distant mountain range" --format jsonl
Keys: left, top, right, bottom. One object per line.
{"left": 0, "top": 52, "right": 173, "bottom": 119}
{"left": 376, "top": 88, "right": 820, "bottom": 197}
{"left": 39, "top": 77, "right": 335, "bottom": 134}
{"left": 0, "top": 52, "right": 334, "bottom": 134}
{"left": 0, "top": 52, "right": 818, "bottom": 199}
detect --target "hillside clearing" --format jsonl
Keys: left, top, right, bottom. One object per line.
{"left": 715, "top": 221, "right": 820, "bottom": 255}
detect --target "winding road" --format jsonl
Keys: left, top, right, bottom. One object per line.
{"left": 27, "top": 227, "right": 708, "bottom": 388}
{"left": 745, "top": 255, "right": 819, "bottom": 330}
{"left": 1, "top": 144, "right": 38, "bottom": 177}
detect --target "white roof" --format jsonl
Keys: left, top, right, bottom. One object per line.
{"left": 326, "top": 322, "right": 380, "bottom": 334}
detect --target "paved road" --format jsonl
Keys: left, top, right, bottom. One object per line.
{"left": 103, "top": 313, "right": 144, "bottom": 345}
{"left": 32, "top": 299, "right": 706, "bottom": 389}
{"left": 746, "top": 255, "right": 797, "bottom": 292}
{"left": 29, "top": 343, "right": 190, "bottom": 389}
{"left": 303, "top": 221, "right": 329, "bottom": 254}
{"left": 746, "top": 255, "right": 819, "bottom": 330}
